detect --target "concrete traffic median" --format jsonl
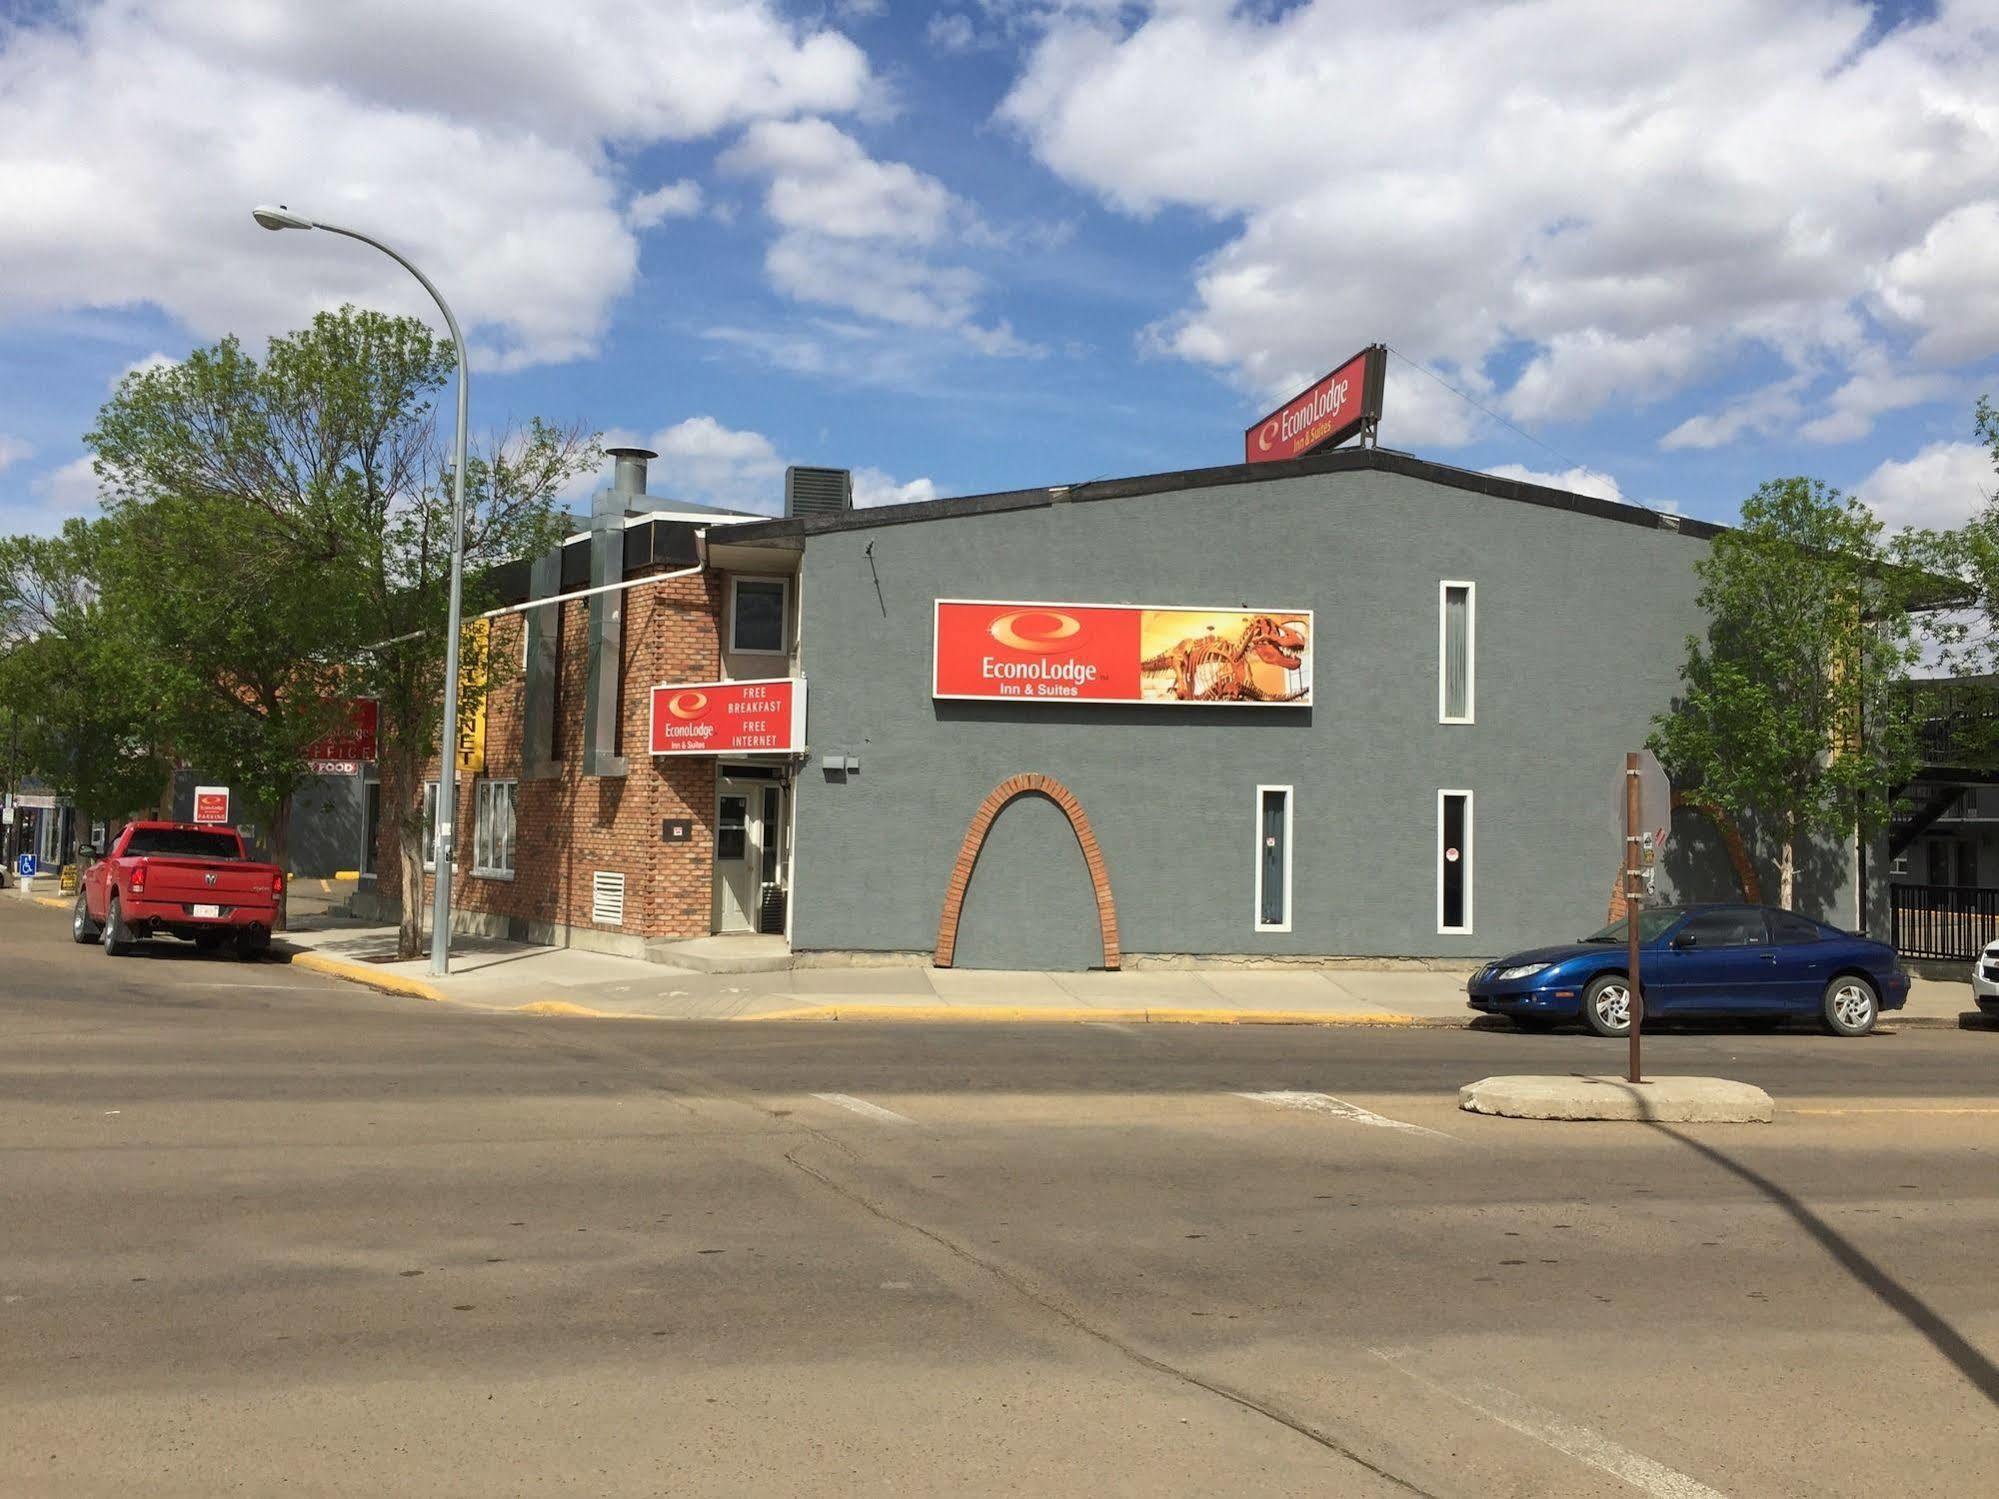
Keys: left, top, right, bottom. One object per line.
{"left": 1460, "top": 1073, "right": 1775, "bottom": 1123}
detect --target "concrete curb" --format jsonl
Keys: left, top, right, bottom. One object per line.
{"left": 280, "top": 948, "right": 446, "bottom": 1003}
{"left": 738, "top": 1005, "right": 1434, "bottom": 1026}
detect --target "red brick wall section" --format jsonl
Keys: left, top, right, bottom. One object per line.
{"left": 934, "top": 773, "right": 1120, "bottom": 970}
{"left": 376, "top": 569, "right": 728, "bottom": 940}
{"left": 1605, "top": 790, "right": 1762, "bottom": 923}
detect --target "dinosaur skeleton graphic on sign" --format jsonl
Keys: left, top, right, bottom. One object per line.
{"left": 1139, "top": 615, "right": 1310, "bottom": 702}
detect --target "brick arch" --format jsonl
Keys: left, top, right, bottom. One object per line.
{"left": 935, "top": 774, "right": 1119, "bottom": 970}
{"left": 1606, "top": 790, "right": 1762, "bottom": 922}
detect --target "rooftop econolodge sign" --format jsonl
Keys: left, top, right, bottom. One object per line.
{"left": 1244, "top": 343, "right": 1385, "bottom": 465}
{"left": 648, "top": 677, "right": 806, "bottom": 756}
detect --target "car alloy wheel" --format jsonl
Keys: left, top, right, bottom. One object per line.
{"left": 1582, "top": 974, "right": 1634, "bottom": 1037}
{"left": 1822, "top": 977, "right": 1879, "bottom": 1037}
{"left": 72, "top": 892, "right": 98, "bottom": 944}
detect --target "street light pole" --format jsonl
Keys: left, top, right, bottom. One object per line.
{"left": 253, "top": 205, "right": 469, "bottom": 977}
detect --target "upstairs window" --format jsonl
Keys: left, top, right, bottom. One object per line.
{"left": 1438, "top": 790, "right": 1472, "bottom": 933}
{"left": 730, "top": 576, "right": 790, "bottom": 656}
{"left": 1440, "top": 581, "right": 1475, "bottom": 723}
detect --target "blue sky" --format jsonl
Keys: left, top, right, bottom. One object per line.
{"left": 1, "top": 1, "right": 1994, "bottom": 532}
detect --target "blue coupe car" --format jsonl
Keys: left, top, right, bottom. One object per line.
{"left": 1466, "top": 903, "right": 1910, "bottom": 1037}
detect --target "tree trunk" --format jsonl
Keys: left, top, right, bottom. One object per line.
{"left": 268, "top": 791, "right": 292, "bottom": 932}
{"left": 398, "top": 820, "right": 424, "bottom": 961}
{"left": 1778, "top": 828, "right": 1796, "bottom": 911}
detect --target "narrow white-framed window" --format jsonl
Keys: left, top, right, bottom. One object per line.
{"left": 728, "top": 574, "right": 790, "bottom": 656}
{"left": 1439, "top": 580, "right": 1475, "bottom": 724}
{"left": 472, "top": 779, "right": 518, "bottom": 879}
{"left": 1254, "top": 785, "right": 1294, "bottom": 933}
{"left": 1437, "top": 789, "right": 1473, "bottom": 934}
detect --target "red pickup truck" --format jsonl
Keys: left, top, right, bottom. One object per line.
{"left": 73, "top": 821, "right": 283, "bottom": 959}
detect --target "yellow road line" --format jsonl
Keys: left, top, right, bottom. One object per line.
{"left": 1793, "top": 1106, "right": 1999, "bottom": 1116}
{"left": 738, "top": 1005, "right": 1429, "bottom": 1026}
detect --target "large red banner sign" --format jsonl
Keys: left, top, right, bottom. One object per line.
{"left": 934, "top": 601, "right": 1313, "bottom": 707}
{"left": 649, "top": 677, "right": 806, "bottom": 755}
{"left": 303, "top": 699, "right": 379, "bottom": 761}
{"left": 1244, "top": 344, "right": 1384, "bottom": 464}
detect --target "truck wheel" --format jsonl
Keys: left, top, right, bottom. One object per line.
{"left": 194, "top": 931, "right": 227, "bottom": 952}
{"left": 72, "top": 892, "right": 100, "bottom": 944}
{"left": 101, "top": 894, "right": 132, "bottom": 957}
{"left": 236, "top": 930, "right": 270, "bottom": 962}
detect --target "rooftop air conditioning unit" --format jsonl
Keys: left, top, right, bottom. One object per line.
{"left": 785, "top": 466, "right": 852, "bottom": 519}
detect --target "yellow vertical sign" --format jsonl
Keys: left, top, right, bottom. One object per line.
{"left": 455, "top": 616, "right": 489, "bottom": 774}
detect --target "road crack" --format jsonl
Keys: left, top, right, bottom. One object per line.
{"left": 783, "top": 1144, "right": 1439, "bottom": 1496}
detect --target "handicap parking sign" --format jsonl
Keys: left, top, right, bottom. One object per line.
{"left": 17, "top": 853, "right": 36, "bottom": 879}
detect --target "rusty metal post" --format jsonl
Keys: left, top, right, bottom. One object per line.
{"left": 1626, "top": 751, "right": 1643, "bottom": 1085}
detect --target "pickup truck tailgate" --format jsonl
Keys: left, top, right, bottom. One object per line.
{"left": 138, "top": 859, "right": 277, "bottom": 912}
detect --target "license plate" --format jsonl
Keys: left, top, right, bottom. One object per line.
{"left": 192, "top": 903, "right": 220, "bottom": 919}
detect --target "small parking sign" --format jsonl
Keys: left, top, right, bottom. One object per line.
{"left": 17, "top": 853, "right": 36, "bottom": 880}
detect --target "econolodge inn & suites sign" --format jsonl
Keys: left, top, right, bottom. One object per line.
{"left": 648, "top": 677, "right": 806, "bottom": 755}
{"left": 933, "top": 600, "right": 1313, "bottom": 707}
{"left": 1244, "top": 343, "right": 1385, "bottom": 465}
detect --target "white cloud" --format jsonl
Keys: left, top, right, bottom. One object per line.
{"left": 627, "top": 180, "right": 704, "bottom": 229}
{"left": 723, "top": 118, "right": 956, "bottom": 245}
{"left": 110, "top": 351, "right": 177, "bottom": 390}
{"left": 0, "top": 2, "right": 871, "bottom": 371}
{"left": 0, "top": 435, "right": 31, "bottom": 476}
{"left": 1874, "top": 201, "right": 1999, "bottom": 365}
{"left": 853, "top": 467, "right": 939, "bottom": 507}
{"left": 928, "top": 15, "right": 979, "bottom": 54}
{"left": 1483, "top": 463, "right": 1624, "bottom": 504}
{"left": 722, "top": 116, "right": 1029, "bottom": 354}
{"left": 1000, "top": 1, "right": 1999, "bottom": 433}
{"left": 1856, "top": 441, "right": 1997, "bottom": 532}
{"left": 1661, "top": 375, "right": 1808, "bottom": 451}
{"left": 31, "top": 456, "right": 102, "bottom": 515}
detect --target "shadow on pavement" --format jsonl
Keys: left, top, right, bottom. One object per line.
{"left": 1660, "top": 1124, "right": 1999, "bottom": 1409}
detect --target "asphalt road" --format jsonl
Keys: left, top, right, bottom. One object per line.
{"left": 4, "top": 899, "right": 1997, "bottom": 1497}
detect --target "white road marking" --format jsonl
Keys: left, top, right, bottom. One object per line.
{"left": 1084, "top": 1021, "right": 1138, "bottom": 1035}
{"left": 1236, "top": 1090, "right": 1454, "bottom": 1140}
{"left": 811, "top": 1093, "right": 915, "bottom": 1126}
{"left": 1370, "top": 1349, "right": 1729, "bottom": 1499}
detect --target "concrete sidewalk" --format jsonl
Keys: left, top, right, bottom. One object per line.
{"left": 269, "top": 922, "right": 1991, "bottom": 1029}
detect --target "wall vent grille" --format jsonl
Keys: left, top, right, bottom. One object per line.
{"left": 785, "top": 465, "right": 852, "bottom": 518}
{"left": 591, "top": 871, "right": 626, "bottom": 926}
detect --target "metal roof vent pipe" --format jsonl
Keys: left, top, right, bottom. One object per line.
{"left": 786, "top": 465, "right": 852, "bottom": 518}
{"left": 607, "top": 445, "right": 656, "bottom": 498}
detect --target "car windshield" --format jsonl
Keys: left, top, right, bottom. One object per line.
{"left": 121, "top": 828, "right": 241, "bottom": 859}
{"left": 1583, "top": 907, "right": 1685, "bottom": 944}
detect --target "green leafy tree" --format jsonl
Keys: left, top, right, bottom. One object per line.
{"left": 0, "top": 521, "right": 170, "bottom": 850}
{"left": 1650, "top": 477, "right": 1923, "bottom": 909}
{"left": 88, "top": 307, "right": 590, "bottom": 955}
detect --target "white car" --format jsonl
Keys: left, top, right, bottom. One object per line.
{"left": 1973, "top": 943, "right": 1999, "bottom": 1015}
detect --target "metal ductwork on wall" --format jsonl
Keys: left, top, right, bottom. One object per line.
{"left": 582, "top": 446, "right": 653, "bottom": 778}
{"left": 785, "top": 466, "right": 852, "bottom": 519}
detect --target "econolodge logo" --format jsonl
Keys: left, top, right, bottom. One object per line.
{"left": 987, "top": 609, "right": 1082, "bottom": 652}
{"left": 666, "top": 691, "right": 708, "bottom": 720}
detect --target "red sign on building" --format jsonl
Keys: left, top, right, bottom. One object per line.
{"left": 934, "top": 600, "right": 1312, "bottom": 707}
{"left": 648, "top": 678, "right": 806, "bottom": 756}
{"left": 193, "top": 786, "right": 230, "bottom": 824}
{"left": 303, "top": 699, "right": 379, "bottom": 762}
{"left": 1244, "top": 344, "right": 1385, "bottom": 465}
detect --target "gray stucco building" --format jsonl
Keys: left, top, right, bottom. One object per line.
{"left": 728, "top": 447, "right": 1864, "bottom": 970}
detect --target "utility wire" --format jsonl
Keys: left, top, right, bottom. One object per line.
{"left": 1384, "top": 344, "right": 1595, "bottom": 477}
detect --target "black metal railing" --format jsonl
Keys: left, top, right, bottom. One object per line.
{"left": 1890, "top": 883, "right": 1999, "bottom": 961}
